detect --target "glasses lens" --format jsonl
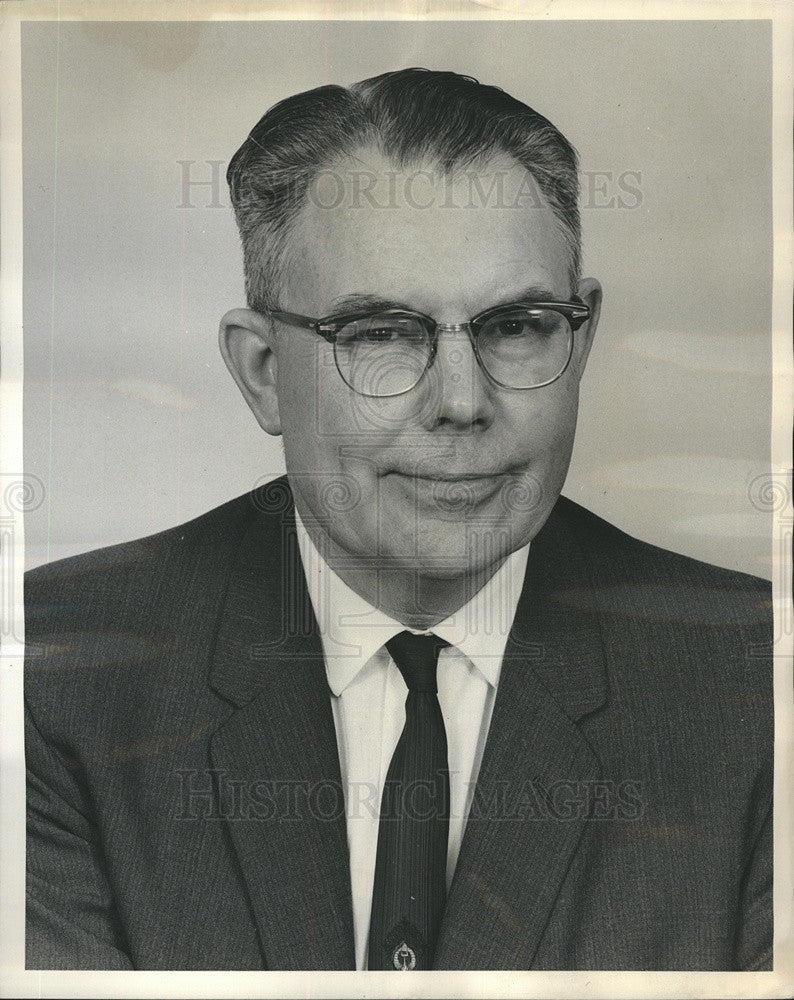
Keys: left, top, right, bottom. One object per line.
{"left": 334, "top": 312, "right": 431, "bottom": 396}
{"left": 476, "top": 307, "right": 573, "bottom": 388}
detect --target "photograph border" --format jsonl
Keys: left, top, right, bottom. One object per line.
{"left": 1, "top": 2, "right": 792, "bottom": 998}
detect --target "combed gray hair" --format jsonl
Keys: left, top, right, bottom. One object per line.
{"left": 227, "top": 68, "right": 582, "bottom": 312}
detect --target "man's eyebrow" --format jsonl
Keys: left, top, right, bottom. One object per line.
{"left": 486, "top": 285, "right": 562, "bottom": 307}
{"left": 327, "top": 285, "right": 564, "bottom": 317}
{"left": 328, "top": 293, "right": 413, "bottom": 315}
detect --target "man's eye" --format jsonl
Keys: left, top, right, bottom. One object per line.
{"left": 484, "top": 310, "right": 557, "bottom": 340}
{"left": 494, "top": 319, "right": 532, "bottom": 337}
{"left": 357, "top": 325, "right": 400, "bottom": 343}
{"left": 339, "top": 315, "right": 425, "bottom": 346}
{"left": 490, "top": 315, "right": 543, "bottom": 338}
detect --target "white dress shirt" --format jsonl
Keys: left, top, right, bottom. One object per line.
{"left": 294, "top": 512, "right": 530, "bottom": 970}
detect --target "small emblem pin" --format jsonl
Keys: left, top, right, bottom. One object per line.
{"left": 392, "top": 941, "right": 416, "bottom": 970}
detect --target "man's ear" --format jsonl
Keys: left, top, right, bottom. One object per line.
{"left": 219, "top": 308, "right": 282, "bottom": 435}
{"left": 572, "top": 277, "right": 602, "bottom": 377}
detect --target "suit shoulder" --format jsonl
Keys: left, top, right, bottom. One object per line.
{"left": 24, "top": 480, "right": 293, "bottom": 723}
{"left": 555, "top": 494, "right": 771, "bottom": 595}
{"left": 552, "top": 495, "right": 772, "bottom": 720}
{"left": 25, "top": 488, "right": 275, "bottom": 597}
{"left": 23, "top": 481, "right": 295, "bottom": 655}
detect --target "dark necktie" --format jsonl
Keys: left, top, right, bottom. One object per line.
{"left": 367, "top": 630, "right": 451, "bottom": 971}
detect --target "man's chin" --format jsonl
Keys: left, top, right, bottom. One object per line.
{"left": 387, "top": 523, "right": 522, "bottom": 583}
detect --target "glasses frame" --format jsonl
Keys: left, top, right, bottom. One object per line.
{"left": 266, "top": 298, "right": 591, "bottom": 396}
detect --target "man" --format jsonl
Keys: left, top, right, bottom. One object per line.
{"left": 25, "top": 68, "right": 772, "bottom": 971}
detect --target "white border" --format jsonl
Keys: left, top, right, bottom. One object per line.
{"left": 1, "top": 2, "right": 792, "bottom": 998}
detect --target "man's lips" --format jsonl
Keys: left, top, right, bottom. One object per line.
{"left": 387, "top": 471, "right": 511, "bottom": 482}
{"left": 385, "top": 470, "right": 509, "bottom": 505}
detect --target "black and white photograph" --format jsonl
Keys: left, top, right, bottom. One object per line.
{"left": 1, "top": 2, "right": 792, "bottom": 996}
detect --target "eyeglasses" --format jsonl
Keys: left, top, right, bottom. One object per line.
{"left": 266, "top": 299, "right": 591, "bottom": 397}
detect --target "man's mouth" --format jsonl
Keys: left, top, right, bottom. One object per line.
{"left": 385, "top": 470, "right": 509, "bottom": 507}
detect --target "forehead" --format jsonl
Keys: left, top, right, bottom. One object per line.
{"left": 282, "top": 148, "right": 571, "bottom": 316}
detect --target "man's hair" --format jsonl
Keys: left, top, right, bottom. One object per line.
{"left": 227, "top": 68, "right": 581, "bottom": 313}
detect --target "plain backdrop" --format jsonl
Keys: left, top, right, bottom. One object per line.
{"left": 22, "top": 18, "right": 773, "bottom": 576}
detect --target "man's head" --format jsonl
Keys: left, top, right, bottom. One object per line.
{"left": 220, "top": 68, "right": 601, "bottom": 619}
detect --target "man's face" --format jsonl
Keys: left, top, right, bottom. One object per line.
{"left": 268, "top": 150, "right": 598, "bottom": 584}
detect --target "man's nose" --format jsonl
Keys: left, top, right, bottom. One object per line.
{"left": 421, "top": 327, "right": 495, "bottom": 431}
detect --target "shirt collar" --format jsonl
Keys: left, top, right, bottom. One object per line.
{"left": 294, "top": 509, "right": 530, "bottom": 696}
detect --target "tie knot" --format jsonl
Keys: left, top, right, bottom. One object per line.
{"left": 386, "top": 631, "right": 449, "bottom": 693}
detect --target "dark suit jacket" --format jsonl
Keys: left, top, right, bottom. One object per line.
{"left": 25, "top": 477, "right": 773, "bottom": 970}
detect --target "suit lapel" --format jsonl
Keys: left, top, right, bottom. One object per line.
{"left": 435, "top": 504, "right": 608, "bottom": 969}
{"left": 207, "top": 484, "right": 355, "bottom": 970}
